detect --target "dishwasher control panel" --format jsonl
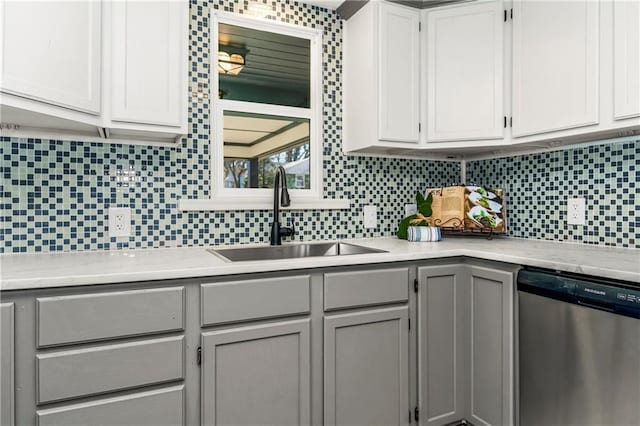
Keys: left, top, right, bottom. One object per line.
{"left": 616, "top": 292, "right": 640, "bottom": 304}
{"left": 519, "top": 268, "right": 640, "bottom": 319}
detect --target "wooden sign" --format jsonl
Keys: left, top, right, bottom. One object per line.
{"left": 425, "top": 186, "right": 506, "bottom": 234}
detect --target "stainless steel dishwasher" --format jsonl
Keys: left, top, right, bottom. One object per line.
{"left": 517, "top": 268, "right": 640, "bottom": 426}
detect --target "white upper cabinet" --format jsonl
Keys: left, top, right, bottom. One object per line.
{"left": 0, "top": 1, "right": 101, "bottom": 114}
{"left": 512, "top": 0, "right": 599, "bottom": 138}
{"left": 613, "top": 1, "right": 640, "bottom": 121}
{"left": 0, "top": 0, "right": 188, "bottom": 144}
{"left": 109, "top": 0, "right": 187, "bottom": 128}
{"left": 425, "top": 0, "right": 504, "bottom": 142}
{"left": 343, "top": 1, "right": 421, "bottom": 155}
{"left": 378, "top": 2, "right": 420, "bottom": 143}
{"left": 342, "top": 0, "right": 639, "bottom": 158}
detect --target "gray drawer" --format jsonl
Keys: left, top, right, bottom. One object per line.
{"left": 37, "top": 336, "right": 184, "bottom": 404}
{"left": 324, "top": 268, "right": 409, "bottom": 310}
{"left": 201, "top": 275, "right": 310, "bottom": 326}
{"left": 37, "top": 287, "right": 184, "bottom": 347}
{"left": 37, "top": 385, "right": 185, "bottom": 426}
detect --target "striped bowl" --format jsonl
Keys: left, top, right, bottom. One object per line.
{"left": 407, "top": 226, "right": 441, "bottom": 242}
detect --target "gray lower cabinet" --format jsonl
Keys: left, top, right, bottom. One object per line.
{"left": 0, "top": 261, "right": 517, "bottom": 426}
{"left": 417, "top": 265, "right": 469, "bottom": 426}
{"left": 324, "top": 306, "right": 410, "bottom": 426}
{"left": 467, "top": 265, "right": 514, "bottom": 426}
{"left": 1, "top": 284, "right": 187, "bottom": 426}
{"left": 201, "top": 319, "right": 311, "bottom": 426}
{"left": 418, "top": 264, "right": 514, "bottom": 426}
{"left": 1, "top": 302, "right": 15, "bottom": 426}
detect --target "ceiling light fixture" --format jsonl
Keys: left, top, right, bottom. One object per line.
{"left": 218, "top": 51, "right": 245, "bottom": 76}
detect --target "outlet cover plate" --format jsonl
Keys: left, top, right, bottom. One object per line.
{"left": 363, "top": 205, "right": 377, "bottom": 229}
{"left": 567, "top": 198, "right": 586, "bottom": 226}
{"left": 109, "top": 207, "right": 131, "bottom": 237}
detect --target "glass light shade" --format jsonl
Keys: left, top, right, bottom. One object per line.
{"left": 218, "top": 51, "right": 245, "bottom": 76}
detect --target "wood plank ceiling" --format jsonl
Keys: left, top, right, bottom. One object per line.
{"left": 218, "top": 23, "right": 310, "bottom": 91}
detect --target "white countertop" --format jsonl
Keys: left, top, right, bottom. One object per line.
{"left": 1, "top": 237, "right": 638, "bottom": 291}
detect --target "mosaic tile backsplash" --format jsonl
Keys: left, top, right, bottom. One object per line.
{"left": 467, "top": 139, "right": 639, "bottom": 248}
{"left": 1, "top": 1, "right": 637, "bottom": 254}
{"left": 0, "top": 0, "right": 460, "bottom": 254}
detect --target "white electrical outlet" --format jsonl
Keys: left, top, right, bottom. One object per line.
{"left": 109, "top": 207, "right": 131, "bottom": 237}
{"left": 405, "top": 203, "right": 417, "bottom": 216}
{"left": 567, "top": 198, "right": 586, "bottom": 225}
{"left": 363, "top": 205, "right": 377, "bottom": 229}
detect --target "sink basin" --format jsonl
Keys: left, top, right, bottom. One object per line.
{"left": 209, "top": 242, "right": 387, "bottom": 262}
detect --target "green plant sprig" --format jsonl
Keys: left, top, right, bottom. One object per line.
{"left": 397, "top": 191, "right": 433, "bottom": 240}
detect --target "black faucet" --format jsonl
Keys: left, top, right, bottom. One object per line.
{"left": 270, "top": 166, "right": 295, "bottom": 245}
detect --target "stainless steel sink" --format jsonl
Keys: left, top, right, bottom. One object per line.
{"left": 208, "top": 242, "right": 387, "bottom": 262}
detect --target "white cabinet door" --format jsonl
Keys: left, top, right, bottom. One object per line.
{"left": 512, "top": 1, "right": 599, "bottom": 137}
{"left": 426, "top": 1, "right": 504, "bottom": 142}
{"left": 0, "top": 1, "right": 101, "bottom": 114}
{"left": 613, "top": 1, "right": 640, "bottom": 121}
{"left": 378, "top": 2, "right": 420, "bottom": 143}
{"left": 110, "top": 0, "right": 186, "bottom": 127}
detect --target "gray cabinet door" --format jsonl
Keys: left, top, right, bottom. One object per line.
{"left": 468, "top": 266, "right": 514, "bottom": 426}
{"left": 201, "top": 319, "right": 311, "bottom": 426}
{"left": 324, "top": 306, "right": 409, "bottom": 426}
{"left": 1, "top": 303, "right": 14, "bottom": 426}
{"left": 417, "top": 265, "right": 469, "bottom": 426}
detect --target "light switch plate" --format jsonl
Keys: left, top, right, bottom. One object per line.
{"left": 363, "top": 205, "right": 377, "bottom": 229}
{"left": 109, "top": 207, "right": 131, "bottom": 237}
{"left": 567, "top": 198, "right": 586, "bottom": 225}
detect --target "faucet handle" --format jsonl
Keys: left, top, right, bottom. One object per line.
{"left": 281, "top": 222, "right": 295, "bottom": 239}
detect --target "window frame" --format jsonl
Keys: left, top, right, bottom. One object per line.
{"left": 210, "top": 11, "right": 323, "bottom": 204}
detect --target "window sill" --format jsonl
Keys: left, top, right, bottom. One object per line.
{"left": 178, "top": 197, "right": 351, "bottom": 211}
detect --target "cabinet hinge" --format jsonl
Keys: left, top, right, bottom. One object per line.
{"left": 408, "top": 318, "right": 411, "bottom": 330}
{"left": 511, "top": 8, "right": 513, "bottom": 20}
{"left": 197, "top": 346, "right": 202, "bottom": 366}
{"left": 414, "top": 406, "right": 420, "bottom": 422}
{"left": 510, "top": 116, "right": 513, "bottom": 127}
{"left": 418, "top": 123, "right": 421, "bottom": 133}
{"left": 419, "top": 22, "right": 422, "bottom": 32}
{"left": 414, "top": 278, "right": 419, "bottom": 293}
{"left": 503, "top": 116, "right": 507, "bottom": 128}
{"left": 504, "top": 9, "right": 507, "bottom": 22}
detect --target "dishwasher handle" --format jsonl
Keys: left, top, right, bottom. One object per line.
{"left": 575, "top": 297, "right": 616, "bottom": 313}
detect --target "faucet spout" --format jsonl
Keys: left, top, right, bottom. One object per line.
{"left": 270, "top": 166, "right": 293, "bottom": 245}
